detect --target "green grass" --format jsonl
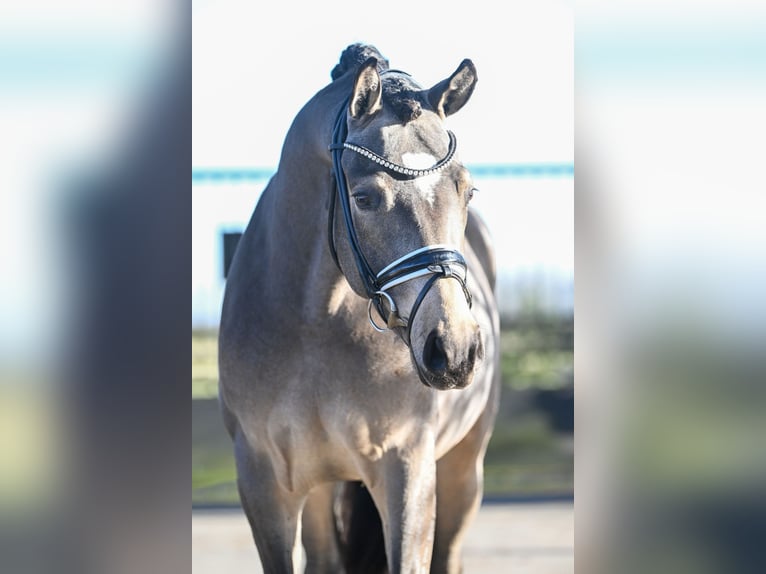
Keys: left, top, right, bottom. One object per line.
{"left": 192, "top": 330, "right": 219, "bottom": 399}
{"left": 499, "top": 314, "right": 573, "bottom": 391}
{"left": 483, "top": 411, "right": 573, "bottom": 497}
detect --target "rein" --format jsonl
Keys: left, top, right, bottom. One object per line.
{"left": 328, "top": 98, "right": 472, "bottom": 345}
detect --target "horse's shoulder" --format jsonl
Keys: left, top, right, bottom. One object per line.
{"left": 465, "top": 208, "right": 496, "bottom": 289}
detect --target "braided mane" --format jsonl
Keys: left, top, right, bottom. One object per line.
{"left": 332, "top": 44, "right": 424, "bottom": 123}
{"left": 331, "top": 43, "right": 389, "bottom": 80}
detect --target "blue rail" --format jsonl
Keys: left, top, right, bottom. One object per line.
{"left": 192, "top": 163, "right": 574, "bottom": 183}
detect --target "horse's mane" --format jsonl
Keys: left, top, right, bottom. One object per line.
{"left": 331, "top": 43, "right": 390, "bottom": 80}
{"left": 331, "top": 43, "right": 424, "bottom": 124}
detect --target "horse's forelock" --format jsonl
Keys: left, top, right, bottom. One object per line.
{"left": 331, "top": 46, "right": 428, "bottom": 124}
{"left": 386, "top": 95, "right": 422, "bottom": 124}
{"left": 381, "top": 76, "right": 425, "bottom": 124}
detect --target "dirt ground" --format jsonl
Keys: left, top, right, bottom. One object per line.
{"left": 192, "top": 501, "right": 573, "bottom": 573}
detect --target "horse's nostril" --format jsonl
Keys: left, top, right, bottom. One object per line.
{"left": 423, "top": 331, "right": 448, "bottom": 375}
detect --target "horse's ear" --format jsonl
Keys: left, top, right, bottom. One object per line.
{"left": 349, "top": 57, "right": 382, "bottom": 119}
{"left": 427, "top": 59, "right": 477, "bottom": 118}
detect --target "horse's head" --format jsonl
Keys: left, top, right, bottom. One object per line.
{"left": 331, "top": 57, "right": 482, "bottom": 390}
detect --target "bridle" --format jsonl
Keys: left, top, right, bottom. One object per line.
{"left": 327, "top": 96, "right": 472, "bottom": 346}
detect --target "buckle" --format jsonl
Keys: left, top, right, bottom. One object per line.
{"left": 367, "top": 291, "right": 404, "bottom": 332}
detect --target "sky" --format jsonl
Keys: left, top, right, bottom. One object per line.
{"left": 192, "top": 0, "right": 573, "bottom": 167}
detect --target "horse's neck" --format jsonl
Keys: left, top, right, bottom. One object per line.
{"left": 271, "top": 79, "right": 346, "bottom": 234}
{"left": 262, "top": 84, "right": 357, "bottom": 316}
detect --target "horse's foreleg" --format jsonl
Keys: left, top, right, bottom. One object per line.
{"left": 234, "top": 431, "right": 306, "bottom": 573}
{"left": 431, "top": 422, "right": 489, "bottom": 574}
{"left": 301, "top": 482, "right": 343, "bottom": 574}
{"left": 367, "top": 445, "right": 437, "bottom": 574}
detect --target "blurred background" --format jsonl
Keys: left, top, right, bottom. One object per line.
{"left": 2, "top": 0, "right": 764, "bottom": 572}
{"left": 191, "top": 0, "right": 574, "bottom": 506}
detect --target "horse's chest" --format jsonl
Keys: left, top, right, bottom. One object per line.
{"left": 434, "top": 376, "right": 493, "bottom": 458}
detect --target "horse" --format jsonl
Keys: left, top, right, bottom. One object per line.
{"left": 218, "top": 43, "right": 500, "bottom": 574}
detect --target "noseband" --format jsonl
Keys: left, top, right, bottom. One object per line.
{"left": 328, "top": 99, "right": 472, "bottom": 345}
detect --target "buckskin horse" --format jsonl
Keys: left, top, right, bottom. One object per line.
{"left": 219, "top": 43, "right": 500, "bottom": 573}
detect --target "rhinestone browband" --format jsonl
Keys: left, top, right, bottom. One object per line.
{"left": 341, "top": 130, "right": 457, "bottom": 178}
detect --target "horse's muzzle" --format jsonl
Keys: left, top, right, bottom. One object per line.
{"left": 417, "top": 328, "right": 484, "bottom": 390}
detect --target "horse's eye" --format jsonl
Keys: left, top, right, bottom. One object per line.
{"left": 467, "top": 187, "right": 477, "bottom": 202}
{"left": 352, "top": 192, "right": 376, "bottom": 210}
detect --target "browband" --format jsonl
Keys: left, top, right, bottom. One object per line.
{"left": 336, "top": 131, "right": 457, "bottom": 179}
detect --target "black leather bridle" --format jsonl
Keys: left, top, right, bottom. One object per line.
{"left": 327, "top": 98, "right": 472, "bottom": 346}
